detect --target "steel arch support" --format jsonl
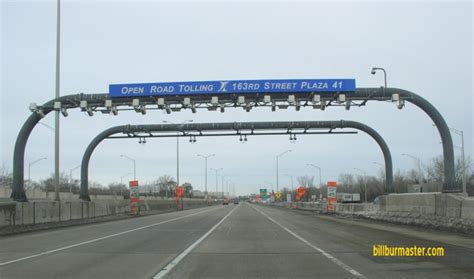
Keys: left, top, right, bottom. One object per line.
{"left": 79, "top": 121, "right": 393, "bottom": 200}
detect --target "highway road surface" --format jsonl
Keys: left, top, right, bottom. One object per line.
{"left": 1, "top": 202, "right": 473, "bottom": 278}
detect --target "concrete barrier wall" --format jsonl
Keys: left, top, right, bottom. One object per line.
{"left": 0, "top": 198, "right": 215, "bottom": 228}
{"left": 267, "top": 193, "right": 474, "bottom": 233}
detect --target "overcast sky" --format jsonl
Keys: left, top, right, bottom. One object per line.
{"left": 1, "top": 0, "right": 472, "bottom": 195}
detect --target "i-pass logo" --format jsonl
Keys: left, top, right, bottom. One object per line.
{"left": 108, "top": 79, "right": 356, "bottom": 97}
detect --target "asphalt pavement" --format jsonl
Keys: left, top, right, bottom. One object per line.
{"left": 1, "top": 202, "right": 473, "bottom": 279}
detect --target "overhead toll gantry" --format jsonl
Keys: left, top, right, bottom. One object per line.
{"left": 12, "top": 78, "right": 458, "bottom": 201}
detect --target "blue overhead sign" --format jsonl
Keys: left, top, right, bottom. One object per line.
{"left": 109, "top": 79, "right": 356, "bottom": 97}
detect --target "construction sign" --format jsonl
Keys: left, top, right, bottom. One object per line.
{"left": 275, "top": 192, "right": 282, "bottom": 200}
{"left": 176, "top": 186, "right": 184, "bottom": 198}
{"left": 295, "top": 186, "right": 305, "bottom": 201}
{"left": 129, "top": 180, "right": 140, "bottom": 216}
{"left": 176, "top": 186, "right": 184, "bottom": 210}
{"left": 327, "top": 181, "right": 337, "bottom": 212}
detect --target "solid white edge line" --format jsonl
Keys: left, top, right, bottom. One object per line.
{"left": 0, "top": 206, "right": 219, "bottom": 267}
{"left": 249, "top": 203, "right": 366, "bottom": 278}
{"left": 153, "top": 205, "right": 239, "bottom": 279}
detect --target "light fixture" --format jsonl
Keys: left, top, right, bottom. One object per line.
{"left": 271, "top": 104, "right": 276, "bottom": 111}
{"left": 105, "top": 99, "right": 113, "bottom": 109}
{"left": 36, "top": 110, "right": 45, "bottom": 118}
{"left": 338, "top": 94, "right": 346, "bottom": 103}
{"left": 313, "top": 95, "right": 321, "bottom": 103}
{"left": 288, "top": 95, "right": 296, "bottom": 104}
{"left": 110, "top": 107, "right": 118, "bottom": 115}
{"left": 60, "top": 108, "right": 69, "bottom": 117}
{"left": 86, "top": 107, "right": 94, "bottom": 116}
{"left": 165, "top": 105, "right": 171, "bottom": 114}
{"left": 80, "top": 100, "right": 88, "bottom": 109}
{"left": 220, "top": 104, "right": 225, "bottom": 113}
{"left": 295, "top": 103, "right": 301, "bottom": 111}
{"left": 345, "top": 100, "right": 351, "bottom": 110}
{"left": 29, "top": 103, "right": 38, "bottom": 112}
{"left": 245, "top": 104, "right": 252, "bottom": 112}
{"left": 320, "top": 101, "right": 326, "bottom": 111}
{"left": 397, "top": 100, "right": 405, "bottom": 110}
{"left": 191, "top": 104, "right": 197, "bottom": 113}
{"left": 157, "top": 98, "right": 165, "bottom": 109}
{"left": 211, "top": 96, "right": 219, "bottom": 106}
{"left": 183, "top": 97, "right": 191, "bottom": 107}
{"left": 140, "top": 107, "right": 146, "bottom": 115}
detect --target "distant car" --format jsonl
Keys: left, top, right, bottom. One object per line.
{"left": 223, "top": 198, "right": 229, "bottom": 205}
{"left": 233, "top": 198, "right": 239, "bottom": 204}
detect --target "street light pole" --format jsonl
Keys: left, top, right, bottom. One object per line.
{"left": 54, "top": 0, "right": 61, "bottom": 202}
{"left": 163, "top": 120, "right": 193, "bottom": 188}
{"left": 276, "top": 150, "right": 292, "bottom": 192}
{"left": 120, "top": 155, "right": 136, "bottom": 180}
{"left": 120, "top": 173, "right": 132, "bottom": 185}
{"left": 402, "top": 153, "right": 422, "bottom": 184}
{"left": 28, "top": 157, "right": 47, "bottom": 189}
{"left": 198, "top": 154, "right": 215, "bottom": 198}
{"left": 371, "top": 67, "right": 387, "bottom": 88}
{"left": 448, "top": 127, "right": 466, "bottom": 196}
{"left": 373, "top": 162, "right": 385, "bottom": 182}
{"left": 284, "top": 174, "right": 294, "bottom": 201}
{"left": 221, "top": 175, "right": 225, "bottom": 198}
{"left": 68, "top": 165, "right": 80, "bottom": 193}
{"left": 210, "top": 168, "right": 223, "bottom": 197}
{"left": 307, "top": 164, "right": 322, "bottom": 188}
{"left": 354, "top": 168, "right": 367, "bottom": 203}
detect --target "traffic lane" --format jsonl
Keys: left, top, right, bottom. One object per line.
{"left": 165, "top": 202, "right": 360, "bottom": 279}
{"left": 0, "top": 205, "right": 232, "bottom": 279}
{"left": 0, "top": 205, "right": 219, "bottom": 263}
{"left": 255, "top": 204, "right": 474, "bottom": 279}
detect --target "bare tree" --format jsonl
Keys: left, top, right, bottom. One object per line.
{"left": 296, "top": 175, "right": 315, "bottom": 188}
